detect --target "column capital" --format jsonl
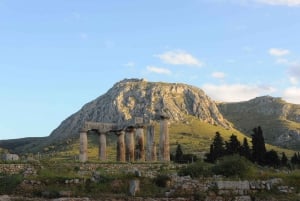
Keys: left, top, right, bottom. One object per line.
{"left": 125, "top": 126, "right": 136, "bottom": 132}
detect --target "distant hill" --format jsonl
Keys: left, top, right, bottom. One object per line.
{"left": 218, "top": 96, "right": 300, "bottom": 150}
{"left": 0, "top": 79, "right": 299, "bottom": 154}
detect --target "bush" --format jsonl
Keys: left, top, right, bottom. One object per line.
{"left": 154, "top": 174, "right": 171, "bottom": 187}
{"left": 212, "top": 155, "right": 254, "bottom": 179}
{"left": 178, "top": 161, "right": 212, "bottom": 178}
{"left": 0, "top": 174, "right": 23, "bottom": 194}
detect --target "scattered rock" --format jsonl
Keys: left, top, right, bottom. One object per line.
{"left": 129, "top": 179, "right": 140, "bottom": 196}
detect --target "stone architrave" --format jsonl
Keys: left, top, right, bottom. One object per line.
{"left": 135, "top": 126, "right": 145, "bottom": 161}
{"left": 146, "top": 125, "right": 155, "bottom": 161}
{"left": 99, "top": 132, "right": 106, "bottom": 161}
{"left": 159, "top": 115, "right": 170, "bottom": 161}
{"left": 79, "top": 131, "right": 88, "bottom": 162}
{"left": 125, "top": 126, "right": 135, "bottom": 162}
{"left": 116, "top": 130, "right": 126, "bottom": 162}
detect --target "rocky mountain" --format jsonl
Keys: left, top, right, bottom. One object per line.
{"left": 1, "top": 79, "right": 300, "bottom": 153}
{"left": 48, "top": 78, "right": 230, "bottom": 142}
{"left": 218, "top": 96, "right": 300, "bottom": 149}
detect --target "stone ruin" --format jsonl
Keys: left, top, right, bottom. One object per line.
{"left": 79, "top": 115, "right": 170, "bottom": 163}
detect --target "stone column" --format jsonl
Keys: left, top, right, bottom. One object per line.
{"left": 125, "top": 126, "right": 135, "bottom": 162}
{"left": 146, "top": 125, "right": 155, "bottom": 161}
{"left": 152, "top": 143, "right": 157, "bottom": 161}
{"left": 79, "top": 131, "right": 88, "bottom": 162}
{"left": 98, "top": 132, "right": 106, "bottom": 161}
{"left": 159, "top": 116, "right": 170, "bottom": 162}
{"left": 116, "top": 130, "right": 126, "bottom": 162}
{"left": 136, "top": 126, "right": 145, "bottom": 161}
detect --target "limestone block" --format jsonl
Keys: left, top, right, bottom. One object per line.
{"left": 216, "top": 181, "right": 250, "bottom": 190}
{"left": 129, "top": 179, "right": 140, "bottom": 196}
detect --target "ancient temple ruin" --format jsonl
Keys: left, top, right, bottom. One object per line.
{"left": 79, "top": 116, "right": 170, "bottom": 162}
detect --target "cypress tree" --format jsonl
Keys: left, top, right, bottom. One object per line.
{"left": 251, "top": 126, "right": 266, "bottom": 165}
{"left": 280, "top": 152, "right": 288, "bottom": 167}
{"left": 240, "top": 137, "right": 252, "bottom": 160}
{"left": 225, "top": 134, "right": 241, "bottom": 155}
{"left": 205, "top": 132, "right": 225, "bottom": 163}
{"left": 175, "top": 144, "right": 183, "bottom": 163}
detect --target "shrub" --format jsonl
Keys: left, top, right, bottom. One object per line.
{"left": 0, "top": 174, "right": 23, "bottom": 194}
{"left": 154, "top": 174, "right": 171, "bottom": 187}
{"left": 178, "top": 161, "right": 212, "bottom": 178}
{"left": 212, "top": 155, "right": 254, "bottom": 179}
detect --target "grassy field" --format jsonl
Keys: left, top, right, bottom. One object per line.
{"left": 42, "top": 115, "right": 295, "bottom": 163}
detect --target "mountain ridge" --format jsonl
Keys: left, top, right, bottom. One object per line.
{"left": 1, "top": 79, "right": 300, "bottom": 153}
{"left": 218, "top": 95, "right": 300, "bottom": 149}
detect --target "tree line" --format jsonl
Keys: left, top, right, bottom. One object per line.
{"left": 204, "top": 126, "right": 298, "bottom": 168}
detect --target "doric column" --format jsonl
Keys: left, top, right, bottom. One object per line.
{"left": 116, "top": 130, "right": 126, "bottom": 162}
{"left": 159, "top": 115, "right": 170, "bottom": 162}
{"left": 79, "top": 131, "right": 88, "bottom": 162}
{"left": 136, "top": 126, "right": 145, "bottom": 161}
{"left": 99, "top": 132, "right": 106, "bottom": 161}
{"left": 125, "top": 126, "right": 135, "bottom": 162}
{"left": 146, "top": 125, "right": 155, "bottom": 161}
{"left": 152, "top": 143, "right": 157, "bottom": 161}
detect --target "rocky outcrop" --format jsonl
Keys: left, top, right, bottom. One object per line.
{"left": 218, "top": 96, "right": 300, "bottom": 149}
{"left": 48, "top": 79, "right": 230, "bottom": 142}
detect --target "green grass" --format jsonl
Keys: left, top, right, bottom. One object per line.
{"left": 40, "top": 115, "right": 294, "bottom": 163}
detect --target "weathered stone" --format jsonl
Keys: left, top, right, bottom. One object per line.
{"left": 159, "top": 116, "right": 170, "bottom": 161}
{"left": 136, "top": 127, "right": 145, "bottom": 161}
{"left": 99, "top": 132, "right": 107, "bottom": 161}
{"left": 1, "top": 153, "right": 19, "bottom": 161}
{"left": 59, "top": 191, "right": 72, "bottom": 197}
{"left": 215, "top": 181, "right": 250, "bottom": 190}
{"left": 129, "top": 179, "right": 140, "bottom": 196}
{"left": 234, "top": 196, "right": 251, "bottom": 201}
{"left": 79, "top": 132, "right": 88, "bottom": 162}
{"left": 125, "top": 127, "right": 135, "bottom": 162}
{"left": 116, "top": 130, "right": 126, "bottom": 162}
{"left": 0, "top": 195, "right": 11, "bottom": 201}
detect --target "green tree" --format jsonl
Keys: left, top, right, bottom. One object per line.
{"left": 175, "top": 144, "right": 183, "bottom": 163}
{"left": 240, "top": 137, "right": 252, "bottom": 160}
{"left": 205, "top": 132, "right": 225, "bottom": 163}
{"left": 265, "top": 150, "right": 280, "bottom": 168}
{"left": 291, "top": 152, "right": 300, "bottom": 165}
{"left": 251, "top": 126, "right": 266, "bottom": 165}
{"left": 225, "top": 134, "right": 241, "bottom": 155}
{"left": 280, "top": 152, "right": 288, "bottom": 167}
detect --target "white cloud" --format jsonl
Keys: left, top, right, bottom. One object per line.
{"left": 289, "top": 77, "right": 299, "bottom": 85}
{"left": 269, "top": 48, "right": 290, "bottom": 57}
{"left": 202, "top": 83, "right": 276, "bottom": 102}
{"left": 288, "top": 65, "right": 300, "bottom": 84}
{"left": 146, "top": 66, "right": 171, "bottom": 75}
{"left": 288, "top": 65, "right": 300, "bottom": 77}
{"left": 283, "top": 87, "right": 300, "bottom": 104}
{"left": 276, "top": 58, "right": 289, "bottom": 64}
{"left": 124, "top": 62, "right": 135, "bottom": 67}
{"left": 156, "top": 50, "right": 203, "bottom": 67}
{"left": 257, "top": 0, "right": 300, "bottom": 6}
{"left": 212, "top": 72, "right": 226, "bottom": 79}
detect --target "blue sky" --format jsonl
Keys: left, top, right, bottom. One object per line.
{"left": 1, "top": 0, "right": 300, "bottom": 139}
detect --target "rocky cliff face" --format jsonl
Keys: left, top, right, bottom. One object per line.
{"left": 218, "top": 96, "right": 300, "bottom": 149}
{"left": 48, "top": 79, "right": 230, "bottom": 141}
